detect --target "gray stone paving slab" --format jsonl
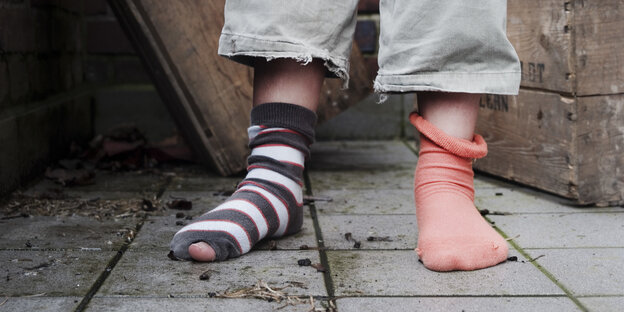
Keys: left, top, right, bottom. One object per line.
{"left": 313, "top": 189, "right": 414, "bottom": 215}
{"left": 578, "top": 296, "right": 624, "bottom": 312}
{"left": 473, "top": 174, "right": 520, "bottom": 189}
{"left": 130, "top": 213, "right": 317, "bottom": 251}
{"left": 318, "top": 214, "right": 417, "bottom": 250}
{"left": 327, "top": 250, "right": 563, "bottom": 296}
{"left": 475, "top": 187, "right": 623, "bottom": 214}
{"left": 97, "top": 250, "right": 326, "bottom": 297}
{"left": 309, "top": 168, "right": 414, "bottom": 191}
{"left": 527, "top": 248, "right": 624, "bottom": 296}
{"left": 336, "top": 297, "right": 581, "bottom": 312}
{"left": 24, "top": 172, "right": 168, "bottom": 199}
{"left": 87, "top": 297, "right": 324, "bottom": 311}
{"left": 0, "top": 216, "right": 134, "bottom": 251}
{"left": 0, "top": 297, "right": 81, "bottom": 311}
{"left": 22, "top": 189, "right": 154, "bottom": 201}
{"left": 489, "top": 213, "right": 624, "bottom": 248}
{"left": 1, "top": 250, "right": 115, "bottom": 296}
{"left": 475, "top": 188, "right": 575, "bottom": 214}
{"left": 310, "top": 141, "right": 417, "bottom": 170}
{"left": 158, "top": 191, "right": 228, "bottom": 216}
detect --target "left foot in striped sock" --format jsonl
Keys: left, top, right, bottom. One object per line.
{"left": 169, "top": 103, "right": 316, "bottom": 261}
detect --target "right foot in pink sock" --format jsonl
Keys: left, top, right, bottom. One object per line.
{"left": 411, "top": 113, "right": 508, "bottom": 271}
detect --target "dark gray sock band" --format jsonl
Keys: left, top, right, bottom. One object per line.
{"left": 251, "top": 102, "right": 317, "bottom": 143}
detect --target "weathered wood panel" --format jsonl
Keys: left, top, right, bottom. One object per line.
{"left": 574, "top": 0, "right": 624, "bottom": 95}
{"left": 507, "top": 0, "right": 624, "bottom": 96}
{"left": 475, "top": 90, "right": 577, "bottom": 198}
{"left": 576, "top": 94, "right": 624, "bottom": 205}
{"left": 507, "top": 0, "right": 573, "bottom": 93}
{"left": 110, "top": 0, "right": 250, "bottom": 176}
{"left": 109, "top": 0, "right": 371, "bottom": 176}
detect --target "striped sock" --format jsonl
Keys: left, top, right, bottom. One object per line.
{"left": 170, "top": 103, "right": 316, "bottom": 261}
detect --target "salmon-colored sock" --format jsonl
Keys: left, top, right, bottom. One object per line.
{"left": 410, "top": 113, "right": 508, "bottom": 271}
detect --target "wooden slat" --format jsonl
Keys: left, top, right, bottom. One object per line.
{"left": 507, "top": 0, "right": 624, "bottom": 96}
{"left": 507, "top": 0, "right": 573, "bottom": 93}
{"left": 576, "top": 94, "right": 624, "bottom": 205}
{"left": 475, "top": 90, "right": 577, "bottom": 199}
{"left": 109, "top": 0, "right": 371, "bottom": 176}
{"left": 109, "top": 0, "right": 249, "bottom": 176}
{"left": 574, "top": 0, "right": 624, "bottom": 96}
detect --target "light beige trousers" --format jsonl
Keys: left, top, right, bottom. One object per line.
{"left": 218, "top": 0, "right": 521, "bottom": 95}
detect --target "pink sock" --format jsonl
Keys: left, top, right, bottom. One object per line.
{"left": 410, "top": 112, "right": 508, "bottom": 271}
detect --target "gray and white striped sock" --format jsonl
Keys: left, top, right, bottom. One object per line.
{"left": 169, "top": 102, "right": 316, "bottom": 261}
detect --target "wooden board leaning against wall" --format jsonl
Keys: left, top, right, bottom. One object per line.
{"left": 109, "top": 0, "right": 371, "bottom": 176}
{"left": 474, "top": 0, "right": 624, "bottom": 205}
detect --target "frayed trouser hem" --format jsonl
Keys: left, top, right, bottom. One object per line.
{"left": 218, "top": 33, "right": 350, "bottom": 88}
{"left": 373, "top": 71, "right": 521, "bottom": 103}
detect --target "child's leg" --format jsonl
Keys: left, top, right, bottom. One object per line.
{"left": 374, "top": 0, "right": 519, "bottom": 271}
{"left": 170, "top": 59, "right": 325, "bottom": 261}
{"left": 418, "top": 92, "right": 480, "bottom": 140}
{"left": 411, "top": 92, "right": 508, "bottom": 271}
{"left": 170, "top": 0, "right": 359, "bottom": 262}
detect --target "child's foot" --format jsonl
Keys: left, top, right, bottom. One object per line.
{"left": 169, "top": 103, "right": 316, "bottom": 261}
{"left": 411, "top": 113, "right": 508, "bottom": 271}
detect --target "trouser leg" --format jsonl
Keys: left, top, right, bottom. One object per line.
{"left": 376, "top": 0, "right": 521, "bottom": 95}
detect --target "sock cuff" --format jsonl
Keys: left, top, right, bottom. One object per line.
{"left": 251, "top": 102, "right": 317, "bottom": 142}
{"left": 409, "top": 112, "right": 487, "bottom": 159}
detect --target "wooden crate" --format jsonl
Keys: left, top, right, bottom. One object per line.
{"left": 475, "top": 0, "right": 624, "bottom": 205}
{"left": 109, "top": 0, "right": 371, "bottom": 176}
{"left": 506, "top": 0, "right": 624, "bottom": 95}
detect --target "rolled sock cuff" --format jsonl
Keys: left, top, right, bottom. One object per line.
{"left": 409, "top": 112, "right": 487, "bottom": 159}
{"left": 250, "top": 102, "right": 317, "bottom": 143}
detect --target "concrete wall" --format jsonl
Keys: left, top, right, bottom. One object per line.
{"left": 0, "top": 0, "right": 92, "bottom": 196}
{"left": 0, "top": 0, "right": 177, "bottom": 196}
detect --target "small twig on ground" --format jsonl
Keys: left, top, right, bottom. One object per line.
{"left": 479, "top": 209, "right": 511, "bottom": 216}
{"left": 366, "top": 236, "right": 392, "bottom": 242}
{"left": 505, "top": 234, "right": 520, "bottom": 241}
{"left": 24, "top": 293, "right": 46, "bottom": 297}
{"left": 303, "top": 195, "right": 332, "bottom": 204}
{"left": 310, "top": 263, "right": 326, "bottom": 272}
{"left": 528, "top": 254, "right": 545, "bottom": 262}
{"left": 199, "top": 269, "right": 215, "bottom": 281}
{"left": 344, "top": 232, "right": 361, "bottom": 248}
{"left": 216, "top": 280, "right": 313, "bottom": 309}
{"left": 0, "top": 297, "right": 8, "bottom": 307}
{"left": 268, "top": 240, "right": 277, "bottom": 250}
